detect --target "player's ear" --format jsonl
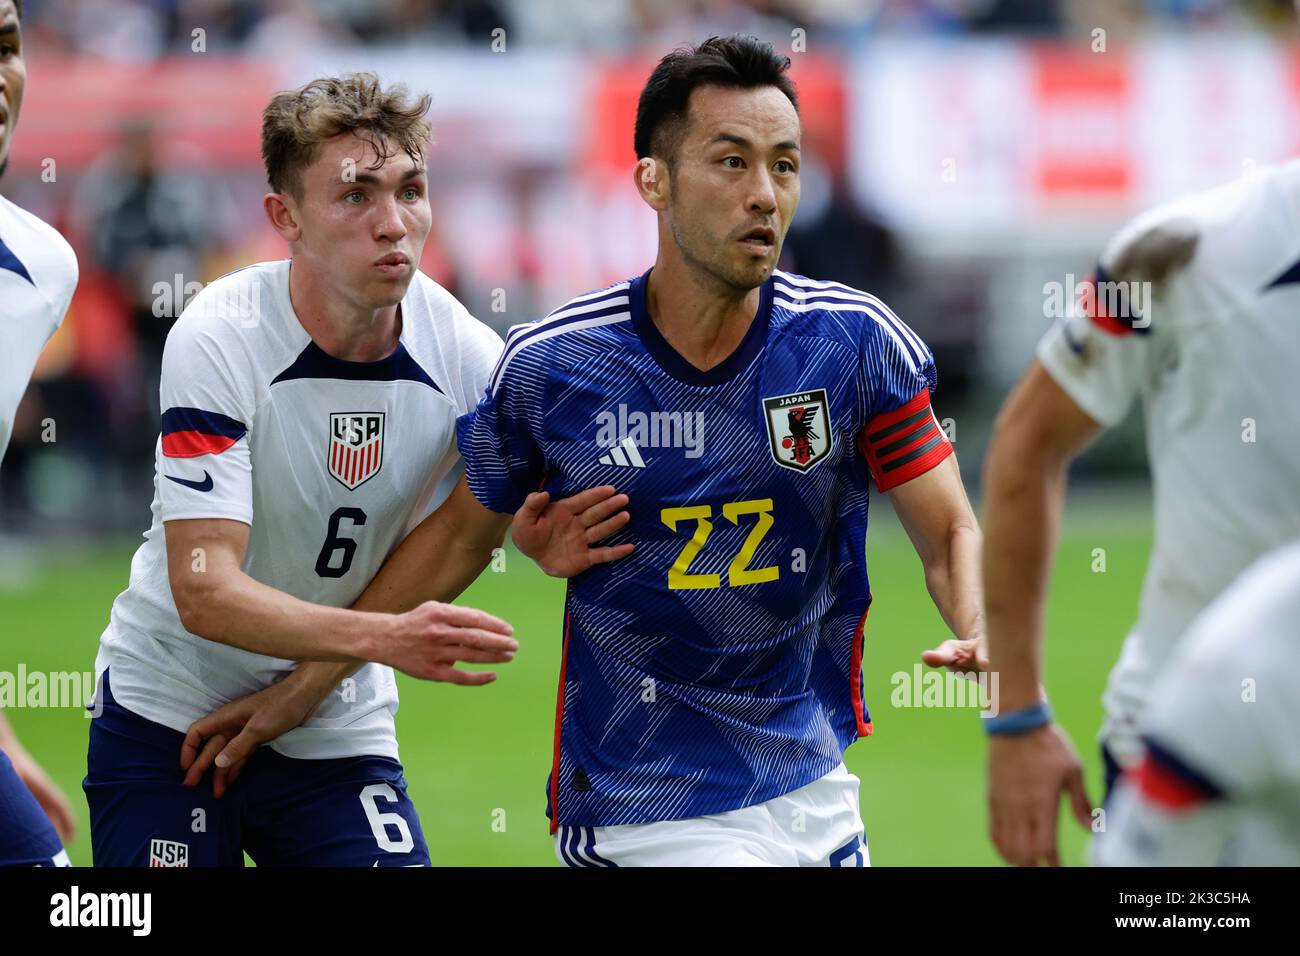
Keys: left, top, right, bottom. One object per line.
{"left": 263, "top": 192, "right": 302, "bottom": 242}
{"left": 634, "top": 157, "right": 669, "bottom": 212}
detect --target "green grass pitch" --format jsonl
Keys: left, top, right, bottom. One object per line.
{"left": 1, "top": 491, "right": 1149, "bottom": 866}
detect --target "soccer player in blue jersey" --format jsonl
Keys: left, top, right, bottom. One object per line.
{"left": 454, "top": 35, "right": 986, "bottom": 866}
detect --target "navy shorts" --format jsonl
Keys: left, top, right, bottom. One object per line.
{"left": 84, "top": 671, "right": 429, "bottom": 867}
{"left": 0, "top": 748, "right": 68, "bottom": 866}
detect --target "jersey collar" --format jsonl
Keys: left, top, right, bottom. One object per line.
{"left": 629, "top": 268, "right": 774, "bottom": 387}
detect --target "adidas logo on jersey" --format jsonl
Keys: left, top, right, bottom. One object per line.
{"left": 597, "top": 436, "right": 646, "bottom": 468}
{"left": 593, "top": 404, "right": 705, "bottom": 459}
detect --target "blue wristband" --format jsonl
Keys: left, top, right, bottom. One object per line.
{"left": 982, "top": 700, "right": 1052, "bottom": 736}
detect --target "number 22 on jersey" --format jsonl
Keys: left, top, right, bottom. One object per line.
{"left": 660, "top": 498, "right": 780, "bottom": 590}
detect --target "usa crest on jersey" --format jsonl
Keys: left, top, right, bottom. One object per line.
{"left": 329, "top": 412, "right": 385, "bottom": 490}
{"left": 763, "top": 389, "right": 832, "bottom": 472}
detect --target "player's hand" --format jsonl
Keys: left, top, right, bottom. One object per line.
{"left": 8, "top": 746, "right": 77, "bottom": 842}
{"left": 181, "top": 677, "right": 317, "bottom": 798}
{"left": 987, "top": 723, "right": 1093, "bottom": 867}
{"left": 921, "top": 635, "right": 989, "bottom": 674}
{"left": 378, "top": 601, "right": 519, "bottom": 683}
{"left": 512, "top": 485, "right": 635, "bottom": 578}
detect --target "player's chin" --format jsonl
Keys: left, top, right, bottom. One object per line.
{"left": 732, "top": 254, "right": 775, "bottom": 287}
{"left": 367, "top": 270, "right": 414, "bottom": 303}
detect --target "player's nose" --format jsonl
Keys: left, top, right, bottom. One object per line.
{"left": 372, "top": 196, "right": 408, "bottom": 243}
{"left": 746, "top": 169, "right": 777, "bottom": 216}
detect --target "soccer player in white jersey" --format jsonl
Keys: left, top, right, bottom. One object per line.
{"left": 0, "top": 0, "right": 79, "bottom": 868}
{"left": 972, "top": 161, "right": 1300, "bottom": 866}
{"left": 1094, "top": 539, "right": 1300, "bottom": 866}
{"left": 84, "top": 73, "right": 627, "bottom": 866}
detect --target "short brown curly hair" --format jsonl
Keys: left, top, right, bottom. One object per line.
{"left": 261, "top": 72, "right": 432, "bottom": 199}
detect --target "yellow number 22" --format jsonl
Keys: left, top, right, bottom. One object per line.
{"left": 660, "top": 498, "right": 780, "bottom": 590}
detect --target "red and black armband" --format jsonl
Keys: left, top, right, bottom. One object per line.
{"left": 857, "top": 388, "right": 953, "bottom": 492}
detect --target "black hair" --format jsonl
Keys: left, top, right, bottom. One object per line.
{"left": 633, "top": 34, "right": 798, "bottom": 164}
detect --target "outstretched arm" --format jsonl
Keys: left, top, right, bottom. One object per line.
{"left": 181, "top": 475, "right": 632, "bottom": 793}
{"left": 165, "top": 509, "right": 516, "bottom": 677}
{"left": 887, "top": 454, "right": 986, "bottom": 664}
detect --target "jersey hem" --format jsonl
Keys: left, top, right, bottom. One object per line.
{"left": 547, "top": 751, "right": 848, "bottom": 830}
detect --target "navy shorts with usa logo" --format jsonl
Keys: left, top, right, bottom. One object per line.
{"left": 84, "top": 670, "right": 429, "bottom": 867}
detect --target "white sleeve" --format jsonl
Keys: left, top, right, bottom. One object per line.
{"left": 0, "top": 298, "right": 60, "bottom": 461}
{"left": 156, "top": 319, "right": 257, "bottom": 525}
{"left": 1035, "top": 196, "right": 1207, "bottom": 428}
{"left": 0, "top": 247, "right": 77, "bottom": 461}
{"left": 1037, "top": 308, "right": 1149, "bottom": 428}
{"left": 449, "top": 301, "right": 505, "bottom": 416}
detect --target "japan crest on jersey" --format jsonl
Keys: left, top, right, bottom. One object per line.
{"left": 763, "top": 389, "right": 832, "bottom": 472}
{"left": 329, "top": 412, "right": 385, "bottom": 490}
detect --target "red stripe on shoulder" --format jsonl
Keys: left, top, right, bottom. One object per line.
{"left": 161, "top": 431, "right": 239, "bottom": 459}
{"left": 1080, "top": 272, "right": 1134, "bottom": 338}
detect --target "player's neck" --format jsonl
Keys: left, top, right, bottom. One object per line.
{"left": 645, "top": 257, "right": 761, "bottom": 373}
{"left": 287, "top": 260, "right": 402, "bottom": 363}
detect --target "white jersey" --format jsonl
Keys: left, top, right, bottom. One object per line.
{"left": 1038, "top": 161, "right": 1300, "bottom": 763}
{"left": 1094, "top": 540, "right": 1300, "bottom": 866}
{"left": 0, "top": 194, "right": 78, "bottom": 461}
{"left": 94, "top": 260, "right": 503, "bottom": 761}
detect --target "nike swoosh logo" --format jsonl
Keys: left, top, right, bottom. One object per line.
{"left": 166, "top": 471, "right": 214, "bottom": 492}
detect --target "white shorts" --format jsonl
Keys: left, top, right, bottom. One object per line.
{"left": 554, "top": 762, "right": 868, "bottom": 867}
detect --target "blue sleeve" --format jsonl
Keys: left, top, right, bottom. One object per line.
{"left": 853, "top": 306, "right": 951, "bottom": 492}
{"left": 454, "top": 330, "right": 548, "bottom": 514}
{"left": 858, "top": 308, "right": 938, "bottom": 424}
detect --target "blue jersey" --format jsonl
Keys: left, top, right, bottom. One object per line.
{"left": 456, "top": 268, "right": 953, "bottom": 829}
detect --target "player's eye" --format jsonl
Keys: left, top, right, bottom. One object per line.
{"left": 722, "top": 156, "right": 745, "bottom": 169}
{"left": 344, "top": 191, "right": 365, "bottom": 204}
{"left": 0, "top": 43, "right": 16, "bottom": 58}
{"left": 401, "top": 187, "right": 420, "bottom": 201}
{"left": 775, "top": 160, "right": 797, "bottom": 174}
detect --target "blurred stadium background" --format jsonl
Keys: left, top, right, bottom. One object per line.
{"left": 2, "top": 0, "right": 1294, "bottom": 865}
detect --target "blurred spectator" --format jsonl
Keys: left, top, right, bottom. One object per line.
{"left": 245, "top": 0, "right": 356, "bottom": 54}
{"left": 71, "top": 123, "right": 234, "bottom": 457}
